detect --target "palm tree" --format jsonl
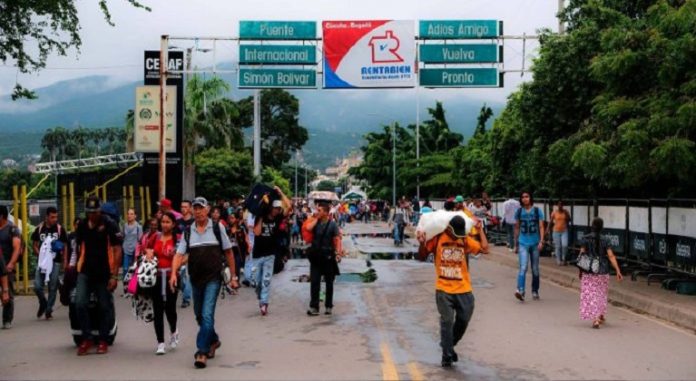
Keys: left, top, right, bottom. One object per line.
{"left": 41, "top": 128, "right": 58, "bottom": 162}
{"left": 125, "top": 110, "right": 135, "bottom": 152}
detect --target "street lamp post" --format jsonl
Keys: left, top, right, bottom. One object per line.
{"left": 392, "top": 122, "right": 396, "bottom": 207}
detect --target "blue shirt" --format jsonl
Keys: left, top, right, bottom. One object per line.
{"left": 516, "top": 207, "right": 544, "bottom": 246}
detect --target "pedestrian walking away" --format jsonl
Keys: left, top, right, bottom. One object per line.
{"left": 577, "top": 217, "right": 623, "bottom": 328}
{"left": 0, "top": 205, "right": 21, "bottom": 329}
{"left": 75, "top": 196, "right": 124, "bottom": 355}
{"left": 252, "top": 186, "right": 292, "bottom": 316}
{"left": 31, "top": 206, "right": 68, "bottom": 320}
{"left": 502, "top": 195, "right": 521, "bottom": 251}
{"left": 144, "top": 212, "right": 180, "bottom": 355}
{"left": 550, "top": 200, "right": 571, "bottom": 266}
{"left": 417, "top": 215, "right": 489, "bottom": 368}
{"left": 304, "top": 203, "right": 343, "bottom": 316}
{"left": 169, "top": 196, "right": 239, "bottom": 369}
{"left": 514, "top": 191, "right": 545, "bottom": 301}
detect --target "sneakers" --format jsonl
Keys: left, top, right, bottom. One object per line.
{"left": 324, "top": 307, "right": 333, "bottom": 315}
{"left": 77, "top": 340, "right": 94, "bottom": 356}
{"left": 180, "top": 301, "right": 190, "bottom": 308}
{"left": 194, "top": 353, "right": 207, "bottom": 369}
{"left": 452, "top": 350, "right": 459, "bottom": 362}
{"left": 96, "top": 341, "right": 109, "bottom": 354}
{"left": 307, "top": 308, "right": 319, "bottom": 316}
{"left": 515, "top": 290, "right": 525, "bottom": 301}
{"left": 532, "top": 291, "right": 540, "bottom": 300}
{"left": 156, "top": 343, "right": 166, "bottom": 355}
{"left": 441, "top": 354, "right": 454, "bottom": 368}
{"left": 2, "top": 322, "right": 12, "bottom": 329}
{"left": 169, "top": 331, "right": 179, "bottom": 349}
{"left": 260, "top": 304, "right": 268, "bottom": 316}
{"left": 37, "top": 301, "right": 47, "bottom": 319}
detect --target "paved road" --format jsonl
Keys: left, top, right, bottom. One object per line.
{"left": 2, "top": 234, "right": 695, "bottom": 380}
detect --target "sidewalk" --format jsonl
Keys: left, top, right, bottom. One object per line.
{"left": 484, "top": 245, "right": 696, "bottom": 332}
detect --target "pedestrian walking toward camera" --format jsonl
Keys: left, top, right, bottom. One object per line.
{"left": 578, "top": 217, "right": 623, "bottom": 328}
{"left": 31, "top": 206, "right": 67, "bottom": 320}
{"left": 121, "top": 208, "right": 142, "bottom": 285}
{"left": 417, "top": 215, "right": 488, "bottom": 368}
{"left": 169, "top": 197, "right": 238, "bottom": 369}
{"left": 305, "top": 204, "right": 342, "bottom": 316}
{"left": 514, "top": 191, "right": 545, "bottom": 302}
{"left": 0, "top": 205, "right": 21, "bottom": 329}
{"left": 550, "top": 200, "right": 571, "bottom": 266}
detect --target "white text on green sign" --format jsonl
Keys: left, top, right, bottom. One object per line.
{"left": 419, "top": 20, "right": 501, "bottom": 39}
{"left": 419, "top": 44, "right": 500, "bottom": 63}
{"left": 239, "top": 21, "right": 316, "bottom": 40}
{"left": 239, "top": 45, "right": 316, "bottom": 65}
{"left": 239, "top": 69, "right": 317, "bottom": 88}
{"left": 420, "top": 68, "right": 499, "bottom": 87}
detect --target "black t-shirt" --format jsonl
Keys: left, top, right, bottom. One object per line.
{"left": 252, "top": 215, "right": 283, "bottom": 258}
{"left": 311, "top": 220, "right": 339, "bottom": 253}
{"left": 76, "top": 215, "right": 124, "bottom": 282}
{"left": 31, "top": 223, "right": 68, "bottom": 264}
{"left": 0, "top": 222, "right": 20, "bottom": 264}
{"left": 177, "top": 217, "right": 194, "bottom": 235}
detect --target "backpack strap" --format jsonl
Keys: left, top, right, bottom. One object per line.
{"left": 212, "top": 221, "right": 224, "bottom": 253}
{"left": 184, "top": 226, "right": 191, "bottom": 254}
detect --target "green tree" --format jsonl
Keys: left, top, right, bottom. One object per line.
{"left": 316, "top": 180, "right": 338, "bottom": 192}
{"left": 261, "top": 167, "right": 292, "bottom": 196}
{"left": 1, "top": 0, "right": 150, "bottom": 100}
{"left": 194, "top": 148, "right": 253, "bottom": 201}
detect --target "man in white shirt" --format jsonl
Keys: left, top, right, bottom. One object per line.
{"left": 502, "top": 195, "right": 521, "bottom": 251}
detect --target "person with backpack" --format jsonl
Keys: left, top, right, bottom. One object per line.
{"left": 550, "top": 200, "right": 572, "bottom": 266}
{"left": 514, "top": 191, "right": 545, "bottom": 301}
{"left": 31, "top": 206, "right": 67, "bottom": 320}
{"left": 305, "top": 203, "right": 342, "bottom": 316}
{"left": 121, "top": 208, "right": 143, "bottom": 289}
{"left": 417, "top": 215, "right": 489, "bottom": 368}
{"left": 169, "top": 196, "right": 238, "bottom": 369}
{"left": 578, "top": 217, "right": 623, "bottom": 329}
{"left": 0, "top": 205, "right": 21, "bottom": 329}
{"left": 389, "top": 202, "right": 409, "bottom": 246}
{"left": 143, "top": 211, "right": 180, "bottom": 355}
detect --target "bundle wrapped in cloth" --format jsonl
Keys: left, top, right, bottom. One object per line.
{"left": 416, "top": 210, "right": 476, "bottom": 242}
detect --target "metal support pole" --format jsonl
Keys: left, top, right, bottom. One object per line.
{"left": 415, "top": 87, "right": 420, "bottom": 200}
{"left": 145, "top": 186, "right": 152, "bottom": 218}
{"left": 392, "top": 123, "right": 396, "bottom": 207}
{"left": 305, "top": 166, "right": 308, "bottom": 197}
{"left": 122, "top": 186, "right": 128, "bottom": 221}
{"left": 128, "top": 185, "right": 135, "bottom": 210}
{"left": 159, "top": 35, "right": 169, "bottom": 201}
{"left": 68, "top": 182, "right": 75, "bottom": 229}
{"left": 20, "top": 185, "right": 29, "bottom": 293}
{"left": 101, "top": 185, "right": 107, "bottom": 203}
{"left": 253, "top": 89, "right": 261, "bottom": 177}
{"left": 61, "top": 185, "right": 68, "bottom": 228}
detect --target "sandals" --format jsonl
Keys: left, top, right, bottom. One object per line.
{"left": 599, "top": 315, "right": 606, "bottom": 324}
{"left": 592, "top": 320, "right": 601, "bottom": 329}
{"left": 207, "top": 340, "right": 222, "bottom": 359}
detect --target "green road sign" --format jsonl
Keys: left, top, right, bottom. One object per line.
{"left": 419, "top": 44, "right": 500, "bottom": 63}
{"left": 239, "top": 45, "right": 316, "bottom": 65}
{"left": 240, "top": 21, "right": 316, "bottom": 40}
{"left": 419, "top": 68, "right": 500, "bottom": 88}
{"left": 419, "top": 20, "right": 501, "bottom": 39}
{"left": 239, "top": 68, "right": 317, "bottom": 88}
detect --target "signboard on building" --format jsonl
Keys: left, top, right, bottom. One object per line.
{"left": 134, "top": 86, "right": 177, "bottom": 153}
{"left": 323, "top": 20, "right": 416, "bottom": 88}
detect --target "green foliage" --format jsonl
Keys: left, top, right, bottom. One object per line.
{"left": 194, "top": 148, "right": 253, "bottom": 201}
{"left": 0, "top": 0, "right": 150, "bottom": 100}
{"left": 261, "top": 167, "right": 292, "bottom": 196}
{"left": 316, "top": 180, "right": 338, "bottom": 192}
{"left": 0, "top": 170, "right": 53, "bottom": 200}
{"left": 40, "top": 126, "right": 127, "bottom": 161}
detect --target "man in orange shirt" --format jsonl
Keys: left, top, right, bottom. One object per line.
{"left": 417, "top": 215, "right": 489, "bottom": 368}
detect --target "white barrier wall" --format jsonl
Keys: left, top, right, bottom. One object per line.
{"left": 628, "top": 207, "right": 650, "bottom": 233}
{"left": 597, "top": 206, "right": 626, "bottom": 230}
{"left": 668, "top": 207, "right": 696, "bottom": 237}
{"left": 651, "top": 207, "right": 667, "bottom": 235}
{"left": 572, "top": 205, "right": 590, "bottom": 227}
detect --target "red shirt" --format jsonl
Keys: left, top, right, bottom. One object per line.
{"left": 149, "top": 234, "right": 176, "bottom": 270}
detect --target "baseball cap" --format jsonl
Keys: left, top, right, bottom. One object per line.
{"left": 85, "top": 196, "right": 101, "bottom": 213}
{"left": 192, "top": 197, "right": 208, "bottom": 208}
{"left": 448, "top": 215, "right": 467, "bottom": 238}
{"left": 272, "top": 200, "right": 283, "bottom": 208}
{"left": 454, "top": 195, "right": 465, "bottom": 203}
{"left": 158, "top": 198, "right": 173, "bottom": 208}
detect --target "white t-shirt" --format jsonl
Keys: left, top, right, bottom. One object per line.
{"left": 503, "top": 198, "right": 521, "bottom": 224}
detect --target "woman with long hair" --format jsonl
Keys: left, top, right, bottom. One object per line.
{"left": 144, "top": 212, "right": 180, "bottom": 354}
{"left": 579, "top": 217, "right": 623, "bottom": 328}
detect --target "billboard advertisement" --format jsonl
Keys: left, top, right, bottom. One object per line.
{"left": 322, "top": 20, "right": 416, "bottom": 88}
{"left": 134, "top": 86, "right": 177, "bottom": 153}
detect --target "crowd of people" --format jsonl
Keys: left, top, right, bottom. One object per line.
{"left": 0, "top": 188, "right": 622, "bottom": 370}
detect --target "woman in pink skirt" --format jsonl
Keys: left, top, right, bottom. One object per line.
{"left": 578, "top": 218, "right": 623, "bottom": 328}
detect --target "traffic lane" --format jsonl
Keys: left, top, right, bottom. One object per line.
{"left": 1, "top": 263, "right": 380, "bottom": 380}
{"left": 371, "top": 257, "right": 696, "bottom": 380}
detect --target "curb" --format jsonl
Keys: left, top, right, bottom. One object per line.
{"left": 484, "top": 248, "right": 696, "bottom": 333}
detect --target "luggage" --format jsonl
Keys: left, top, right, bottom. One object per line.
{"left": 244, "top": 183, "right": 278, "bottom": 217}
{"left": 416, "top": 210, "right": 475, "bottom": 241}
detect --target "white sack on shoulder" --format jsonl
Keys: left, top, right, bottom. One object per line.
{"left": 416, "top": 210, "right": 475, "bottom": 241}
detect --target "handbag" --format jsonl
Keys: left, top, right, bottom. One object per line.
{"left": 575, "top": 252, "right": 598, "bottom": 273}
{"left": 306, "top": 221, "right": 331, "bottom": 264}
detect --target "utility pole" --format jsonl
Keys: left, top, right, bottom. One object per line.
{"left": 415, "top": 87, "right": 420, "bottom": 200}
{"left": 392, "top": 123, "right": 396, "bottom": 207}
{"left": 253, "top": 90, "right": 261, "bottom": 177}
{"left": 558, "top": 0, "right": 565, "bottom": 34}
{"left": 158, "top": 35, "right": 169, "bottom": 201}
{"left": 294, "top": 150, "right": 298, "bottom": 198}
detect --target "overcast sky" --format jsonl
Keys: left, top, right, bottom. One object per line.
{"left": 0, "top": 0, "right": 559, "bottom": 106}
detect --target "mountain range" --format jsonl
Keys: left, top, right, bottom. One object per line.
{"left": 0, "top": 73, "right": 504, "bottom": 169}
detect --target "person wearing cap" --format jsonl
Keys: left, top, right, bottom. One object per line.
{"left": 169, "top": 196, "right": 238, "bottom": 369}
{"left": 75, "top": 196, "right": 124, "bottom": 356}
{"left": 159, "top": 198, "right": 183, "bottom": 221}
{"left": 252, "top": 186, "right": 292, "bottom": 316}
{"left": 417, "top": 215, "right": 489, "bottom": 368}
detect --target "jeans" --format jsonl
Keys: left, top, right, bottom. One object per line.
{"left": 506, "top": 223, "right": 515, "bottom": 248}
{"left": 309, "top": 262, "right": 335, "bottom": 309}
{"left": 122, "top": 253, "right": 134, "bottom": 280}
{"left": 553, "top": 231, "right": 569, "bottom": 265}
{"left": 517, "top": 244, "right": 540, "bottom": 294}
{"left": 34, "top": 263, "right": 60, "bottom": 314}
{"left": 191, "top": 279, "right": 220, "bottom": 355}
{"left": 393, "top": 224, "right": 404, "bottom": 244}
{"left": 3, "top": 272, "right": 14, "bottom": 324}
{"left": 254, "top": 255, "right": 275, "bottom": 305}
{"left": 179, "top": 266, "right": 192, "bottom": 303}
{"left": 75, "top": 273, "right": 114, "bottom": 342}
{"left": 244, "top": 255, "right": 256, "bottom": 285}
{"left": 436, "top": 291, "right": 475, "bottom": 358}
{"left": 412, "top": 212, "right": 421, "bottom": 226}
